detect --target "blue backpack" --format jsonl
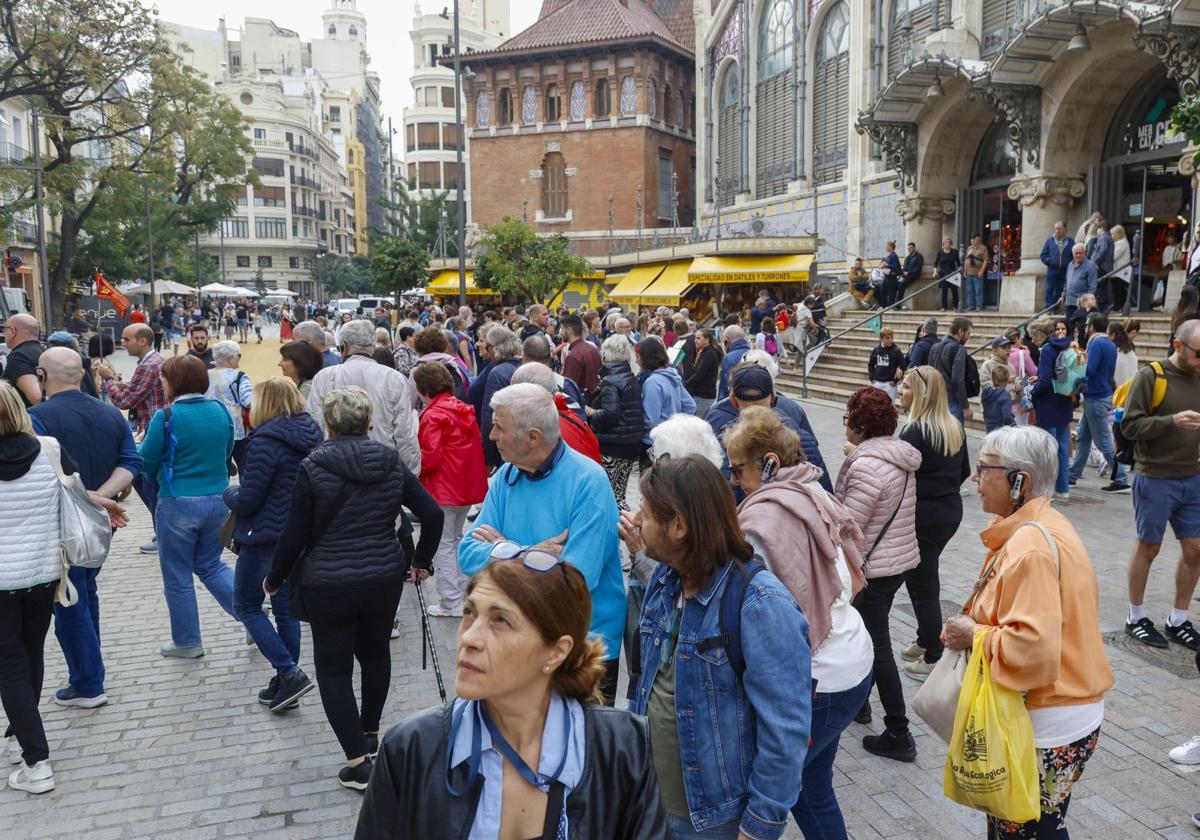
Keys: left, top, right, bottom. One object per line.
{"left": 695, "top": 559, "right": 766, "bottom": 676}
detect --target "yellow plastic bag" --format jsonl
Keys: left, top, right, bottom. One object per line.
{"left": 943, "top": 630, "right": 1040, "bottom": 824}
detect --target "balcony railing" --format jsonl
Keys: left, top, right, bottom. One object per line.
{"left": 292, "top": 206, "right": 318, "bottom": 219}
{"left": 0, "top": 142, "right": 30, "bottom": 164}
{"left": 289, "top": 142, "right": 319, "bottom": 161}
{"left": 290, "top": 174, "right": 319, "bottom": 190}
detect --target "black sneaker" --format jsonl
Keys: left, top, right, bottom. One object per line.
{"left": 1126, "top": 617, "right": 1169, "bottom": 649}
{"left": 1166, "top": 620, "right": 1200, "bottom": 651}
{"left": 854, "top": 703, "right": 872, "bottom": 725}
{"left": 270, "top": 669, "right": 315, "bottom": 712}
{"left": 338, "top": 757, "right": 373, "bottom": 791}
{"left": 1101, "top": 481, "right": 1132, "bottom": 494}
{"left": 863, "top": 729, "right": 917, "bottom": 763}
{"left": 257, "top": 676, "right": 279, "bottom": 706}
{"left": 364, "top": 732, "right": 379, "bottom": 758}
{"left": 1068, "top": 477, "right": 1078, "bottom": 487}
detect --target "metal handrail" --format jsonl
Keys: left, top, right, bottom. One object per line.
{"left": 799, "top": 269, "right": 962, "bottom": 397}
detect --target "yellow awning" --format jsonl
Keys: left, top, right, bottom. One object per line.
{"left": 606, "top": 263, "right": 665, "bottom": 303}
{"left": 639, "top": 260, "right": 693, "bottom": 306}
{"left": 688, "top": 254, "right": 813, "bottom": 284}
{"left": 425, "top": 270, "right": 495, "bottom": 296}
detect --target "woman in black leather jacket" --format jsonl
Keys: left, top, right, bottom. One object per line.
{"left": 355, "top": 553, "right": 667, "bottom": 840}
{"left": 585, "top": 334, "right": 644, "bottom": 511}
{"left": 683, "top": 328, "right": 723, "bottom": 419}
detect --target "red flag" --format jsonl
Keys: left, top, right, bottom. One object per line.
{"left": 95, "top": 270, "right": 130, "bottom": 317}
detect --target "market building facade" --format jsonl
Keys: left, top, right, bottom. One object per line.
{"left": 692, "top": 0, "right": 1200, "bottom": 309}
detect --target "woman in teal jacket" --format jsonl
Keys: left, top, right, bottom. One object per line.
{"left": 139, "top": 354, "right": 236, "bottom": 659}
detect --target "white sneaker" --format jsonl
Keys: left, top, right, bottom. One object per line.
{"left": 5, "top": 736, "right": 20, "bottom": 766}
{"left": 427, "top": 604, "right": 464, "bottom": 618}
{"left": 8, "top": 761, "right": 54, "bottom": 794}
{"left": 1170, "top": 735, "right": 1200, "bottom": 765}
{"left": 903, "top": 659, "right": 937, "bottom": 680}
{"left": 1054, "top": 491, "right": 1070, "bottom": 502}
{"left": 901, "top": 641, "right": 925, "bottom": 662}
{"left": 390, "top": 619, "right": 400, "bottom": 640}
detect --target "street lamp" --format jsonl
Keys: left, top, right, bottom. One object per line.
{"left": 441, "top": 3, "right": 474, "bottom": 306}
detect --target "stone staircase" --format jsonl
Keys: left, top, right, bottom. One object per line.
{"left": 776, "top": 308, "right": 1174, "bottom": 430}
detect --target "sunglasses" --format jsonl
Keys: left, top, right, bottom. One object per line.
{"left": 488, "top": 540, "right": 564, "bottom": 573}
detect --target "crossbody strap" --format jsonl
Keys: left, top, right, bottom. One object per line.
{"left": 962, "top": 521, "right": 1061, "bottom": 615}
{"left": 865, "top": 471, "right": 910, "bottom": 562}
{"left": 305, "top": 472, "right": 355, "bottom": 552}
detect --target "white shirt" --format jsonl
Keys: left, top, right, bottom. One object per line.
{"left": 1029, "top": 700, "right": 1104, "bottom": 749}
{"left": 1114, "top": 349, "right": 1138, "bottom": 389}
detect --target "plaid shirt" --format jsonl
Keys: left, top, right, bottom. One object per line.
{"left": 103, "top": 350, "right": 167, "bottom": 432}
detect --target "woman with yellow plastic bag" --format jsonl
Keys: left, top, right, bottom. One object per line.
{"left": 940, "top": 427, "right": 1113, "bottom": 839}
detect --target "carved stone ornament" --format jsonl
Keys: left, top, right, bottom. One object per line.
{"left": 1180, "top": 146, "right": 1198, "bottom": 179}
{"left": 1005, "top": 173, "right": 1086, "bottom": 208}
{"left": 894, "top": 195, "right": 956, "bottom": 222}
{"left": 1133, "top": 26, "right": 1200, "bottom": 98}
{"left": 855, "top": 115, "right": 918, "bottom": 192}
{"left": 529, "top": 169, "right": 544, "bottom": 179}
{"left": 965, "top": 83, "right": 1042, "bottom": 168}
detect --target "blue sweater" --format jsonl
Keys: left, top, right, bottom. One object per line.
{"left": 719, "top": 339, "right": 750, "bottom": 400}
{"left": 30, "top": 390, "right": 142, "bottom": 492}
{"left": 640, "top": 366, "right": 696, "bottom": 444}
{"left": 1031, "top": 337, "right": 1074, "bottom": 430}
{"left": 139, "top": 396, "right": 233, "bottom": 497}
{"left": 1083, "top": 334, "right": 1117, "bottom": 399}
{"left": 459, "top": 442, "right": 625, "bottom": 661}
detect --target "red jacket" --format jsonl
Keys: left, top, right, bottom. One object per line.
{"left": 555, "top": 393, "right": 602, "bottom": 465}
{"left": 418, "top": 393, "right": 489, "bottom": 506}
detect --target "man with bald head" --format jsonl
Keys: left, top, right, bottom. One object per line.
{"left": 2, "top": 313, "right": 44, "bottom": 406}
{"left": 30, "top": 348, "right": 141, "bottom": 708}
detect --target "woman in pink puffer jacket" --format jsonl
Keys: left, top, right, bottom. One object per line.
{"left": 835, "top": 386, "right": 922, "bottom": 764}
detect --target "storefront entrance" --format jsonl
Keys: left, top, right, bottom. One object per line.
{"left": 956, "top": 121, "right": 1022, "bottom": 309}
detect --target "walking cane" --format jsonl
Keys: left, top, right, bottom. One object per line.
{"left": 413, "top": 580, "right": 448, "bottom": 703}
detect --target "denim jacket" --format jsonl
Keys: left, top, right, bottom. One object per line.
{"left": 629, "top": 559, "right": 812, "bottom": 840}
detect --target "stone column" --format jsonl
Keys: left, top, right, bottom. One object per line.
{"left": 1003, "top": 172, "right": 1085, "bottom": 311}
{"left": 897, "top": 195, "right": 955, "bottom": 309}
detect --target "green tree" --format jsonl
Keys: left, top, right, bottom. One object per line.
{"left": 1172, "top": 95, "right": 1200, "bottom": 169}
{"left": 473, "top": 217, "right": 592, "bottom": 304}
{"left": 369, "top": 236, "right": 430, "bottom": 296}
{"left": 312, "top": 254, "right": 371, "bottom": 298}
{"left": 160, "top": 238, "right": 218, "bottom": 289}
{"left": 378, "top": 177, "right": 458, "bottom": 255}
{"left": 253, "top": 267, "right": 268, "bottom": 296}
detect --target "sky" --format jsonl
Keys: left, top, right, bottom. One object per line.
{"left": 149, "top": 0, "right": 541, "bottom": 127}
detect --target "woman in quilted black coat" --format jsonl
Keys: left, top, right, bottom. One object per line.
{"left": 222, "top": 377, "right": 323, "bottom": 713}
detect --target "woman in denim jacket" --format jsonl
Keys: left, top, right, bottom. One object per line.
{"left": 623, "top": 455, "right": 813, "bottom": 840}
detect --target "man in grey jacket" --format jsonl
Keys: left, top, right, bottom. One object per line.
{"left": 306, "top": 320, "right": 421, "bottom": 473}
{"left": 1064, "top": 243, "right": 1098, "bottom": 324}
{"left": 927, "top": 316, "right": 974, "bottom": 424}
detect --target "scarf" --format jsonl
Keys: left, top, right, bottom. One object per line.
{"left": 737, "top": 463, "right": 866, "bottom": 650}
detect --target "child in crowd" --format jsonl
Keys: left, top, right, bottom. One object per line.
{"left": 981, "top": 364, "right": 1016, "bottom": 432}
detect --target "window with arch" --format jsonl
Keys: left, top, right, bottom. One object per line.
{"left": 569, "top": 81, "right": 586, "bottom": 120}
{"left": 542, "top": 152, "right": 567, "bottom": 218}
{"left": 498, "top": 88, "right": 512, "bottom": 126}
{"left": 546, "top": 84, "right": 561, "bottom": 122}
{"left": 813, "top": 2, "right": 850, "bottom": 186}
{"left": 619, "top": 76, "right": 637, "bottom": 116}
{"left": 349, "top": 24, "right": 358, "bottom": 37}
{"left": 475, "top": 90, "right": 491, "bottom": 128}
{"left": 675, "top": 90, "right": 686, "bottom": 129}
{"left": 327, "top": 23, "right": 336, "bottom": 35}
{"left": 522, "top": 86, "right": 537, "bottom": 123}
{"left": 663, "top": 83, "right": 673, "bottom": 124}
{"left": 648, "top": 80, "right": 658, "bottom": 119}
{"left": 716, "top": 63, "right": 741, "bottom": 207}
{"left": 756, "top": 0, "right": 796, "bottom": 198}
{"left": 595, "top": 78, "right": 611, "bottom": 117}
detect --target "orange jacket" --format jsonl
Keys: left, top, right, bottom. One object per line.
{"left": 969, "top": 497, "right": 1113, "bottom": 710}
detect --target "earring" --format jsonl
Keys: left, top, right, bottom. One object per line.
{"left": 543, "top": 665, "right": 551, "bottom": 673}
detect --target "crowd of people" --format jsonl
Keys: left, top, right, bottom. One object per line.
{"left": 5, "top": 282, "right": 1200, "bottom": 840}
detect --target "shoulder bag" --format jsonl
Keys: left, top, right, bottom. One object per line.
{"left": 38, "top": 436, "right": 113, "bottom": 571}
{"left": 913, "top": 521, "right": 1059, "bottom": 743}
{"left": 290, "top": 473, "right": 355, "bottom": 621}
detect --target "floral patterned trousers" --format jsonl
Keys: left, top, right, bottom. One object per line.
{"left": 987, "top": 727, "right": 1101, "bottom": 839}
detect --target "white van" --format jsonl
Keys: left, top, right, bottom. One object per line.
{"left": 334, "top": 298, "right": 360, "bottom": 316}
{"left": 357, "top": 296, "right": 394, "bottom": 315}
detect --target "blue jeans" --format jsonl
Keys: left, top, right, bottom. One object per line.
{"left": 157, "top": 495, "right": 236, "bottom": 647}
{"left": 966, "top": 274, "right": 984, "bottom": 310}
{"left": 52, "top": 567, "right": 105, "bottom": 696}
{"left": 667, "top": 816, "right": 740, "bottom": 839}
{"left": 1069, "top": 397, "right": 1125, "bottom": 483}
{"left": 948, "top": 400, "right": 965, "bottom": 424}
{"left": 233, "top": 543, "right": 300, "bottom": 675}
{"left": 1045, "top": 271, "right": 1066, "bottom": 310}
{"left": 1041, "top": 423, "right": 1072, "bottom": 494}
{"left": 792, "top": 673, "right": 873, "bottom": 839}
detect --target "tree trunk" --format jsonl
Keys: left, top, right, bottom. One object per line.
{"left": 49, "top": 208, "right": 80, "bottom": 329}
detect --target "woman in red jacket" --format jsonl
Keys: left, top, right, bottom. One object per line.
{"left": 413, "top": 361, "right": 489, "bottom": 618}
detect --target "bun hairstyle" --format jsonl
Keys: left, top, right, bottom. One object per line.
{"left": 468, "top": 560, "right": 607, "bottom": 704}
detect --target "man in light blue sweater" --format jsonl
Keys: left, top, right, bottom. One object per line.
{"left": 459, "top": 383, "right": 625, "bottom": 704}
{"left": 1069, "top": 311, "right": 1127, "bottom": 492}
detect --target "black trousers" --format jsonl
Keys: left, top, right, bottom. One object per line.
{"left": 878, "top": 276, "right": 899, "bottom": 309}
{"left": 852, "top": 572, "right": 909, "bottom": 734}
{"left": 940, "top": 280, "right": 959, "bottom": 310}
{"left": 905, "top": 519, "right": 960, "bottom": 665}
{"left": 303, "top": 582, "right": 404, "bottom": 761}
{"left": 0, "top": 582, "right": 55, "bottom": 766}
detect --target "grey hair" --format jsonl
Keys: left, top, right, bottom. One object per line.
{"left": 601, "top": 334, "right": 632, "bottom": 365}
{"left": 322, "top": 386, "right": 372, "bottom": 436}
{"left": 489, "top": 326, "right": 523, "bottom": 360}
{"left": 522, "top": 334, "right": 553, "bottom": 363}
{"left": 922, "top": 317, "right": 939, "bottom": 336}
{"left": 338, "top": 320, "right": 375, "bottom": 351}
{"left": 1178, "top": 319, "right": 1200, "bottom": 345}
{"left": 605, "top": 312, "right": 621, "bottom": 332}
{"left": 375, "top": 327, "right": 392, "bottom": 345}
{"left": 324, "top": 331, "right": 337, "bottom": 350}
{"left": 649, "top": 415, "right": 724, "bottom": 469}
{"left": 488, "top": 383, "right": 560, "bottom": 442}
{"left": 212, "top": 340, "right": 241, "bottom": 366}
{"left": 740, "top": 349, "right": 780, "bottom": 383}
{"left": 293, "top": 321, "right": 325, "bottom": 347}
{"left": 511, "top": 361, "right": 558, "bottom": 394}
{"left": 979, "top": 426, "right": 1059, "bottom": 500}
{"left": 724, "top": 325, "right": 745, "bottom": 342}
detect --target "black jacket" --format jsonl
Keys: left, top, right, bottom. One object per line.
{"left": 588, "top": 362, "right": 644, "bottom": 456}
{"left": 899, "top": 424, "right": 970, "bottom": 529}
{"left": 928, "top": 336, "right": 979, "bottom": 406}
{"left": 267, "top": 435, "right": 443, "bottom": 591}
{"left": 354, "top": 702, "right": 669, "bottom": 840}
{"left": 683, "top": 345, "right": 721, "bottom": 399}
{"left": 907, "top": 333, "right": 939, "bottom": 368}
{"left": 868, "top": 344, "right": 906, "bottom": 384}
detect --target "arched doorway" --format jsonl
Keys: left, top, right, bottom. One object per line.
{"left": 957, "top": 121, "right": 1022, "bottom": 308}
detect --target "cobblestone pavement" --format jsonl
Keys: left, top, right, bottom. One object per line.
{"left": 4, "top": 383, "right": 1200, "bottom": 838}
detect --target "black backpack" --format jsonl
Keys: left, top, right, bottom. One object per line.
{"left": 695, "top": 559, "right": 766, "bottom": 677}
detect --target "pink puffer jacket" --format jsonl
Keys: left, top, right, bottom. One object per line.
{"left": 834, "top": 435, "right": 922, "bottom": 579}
